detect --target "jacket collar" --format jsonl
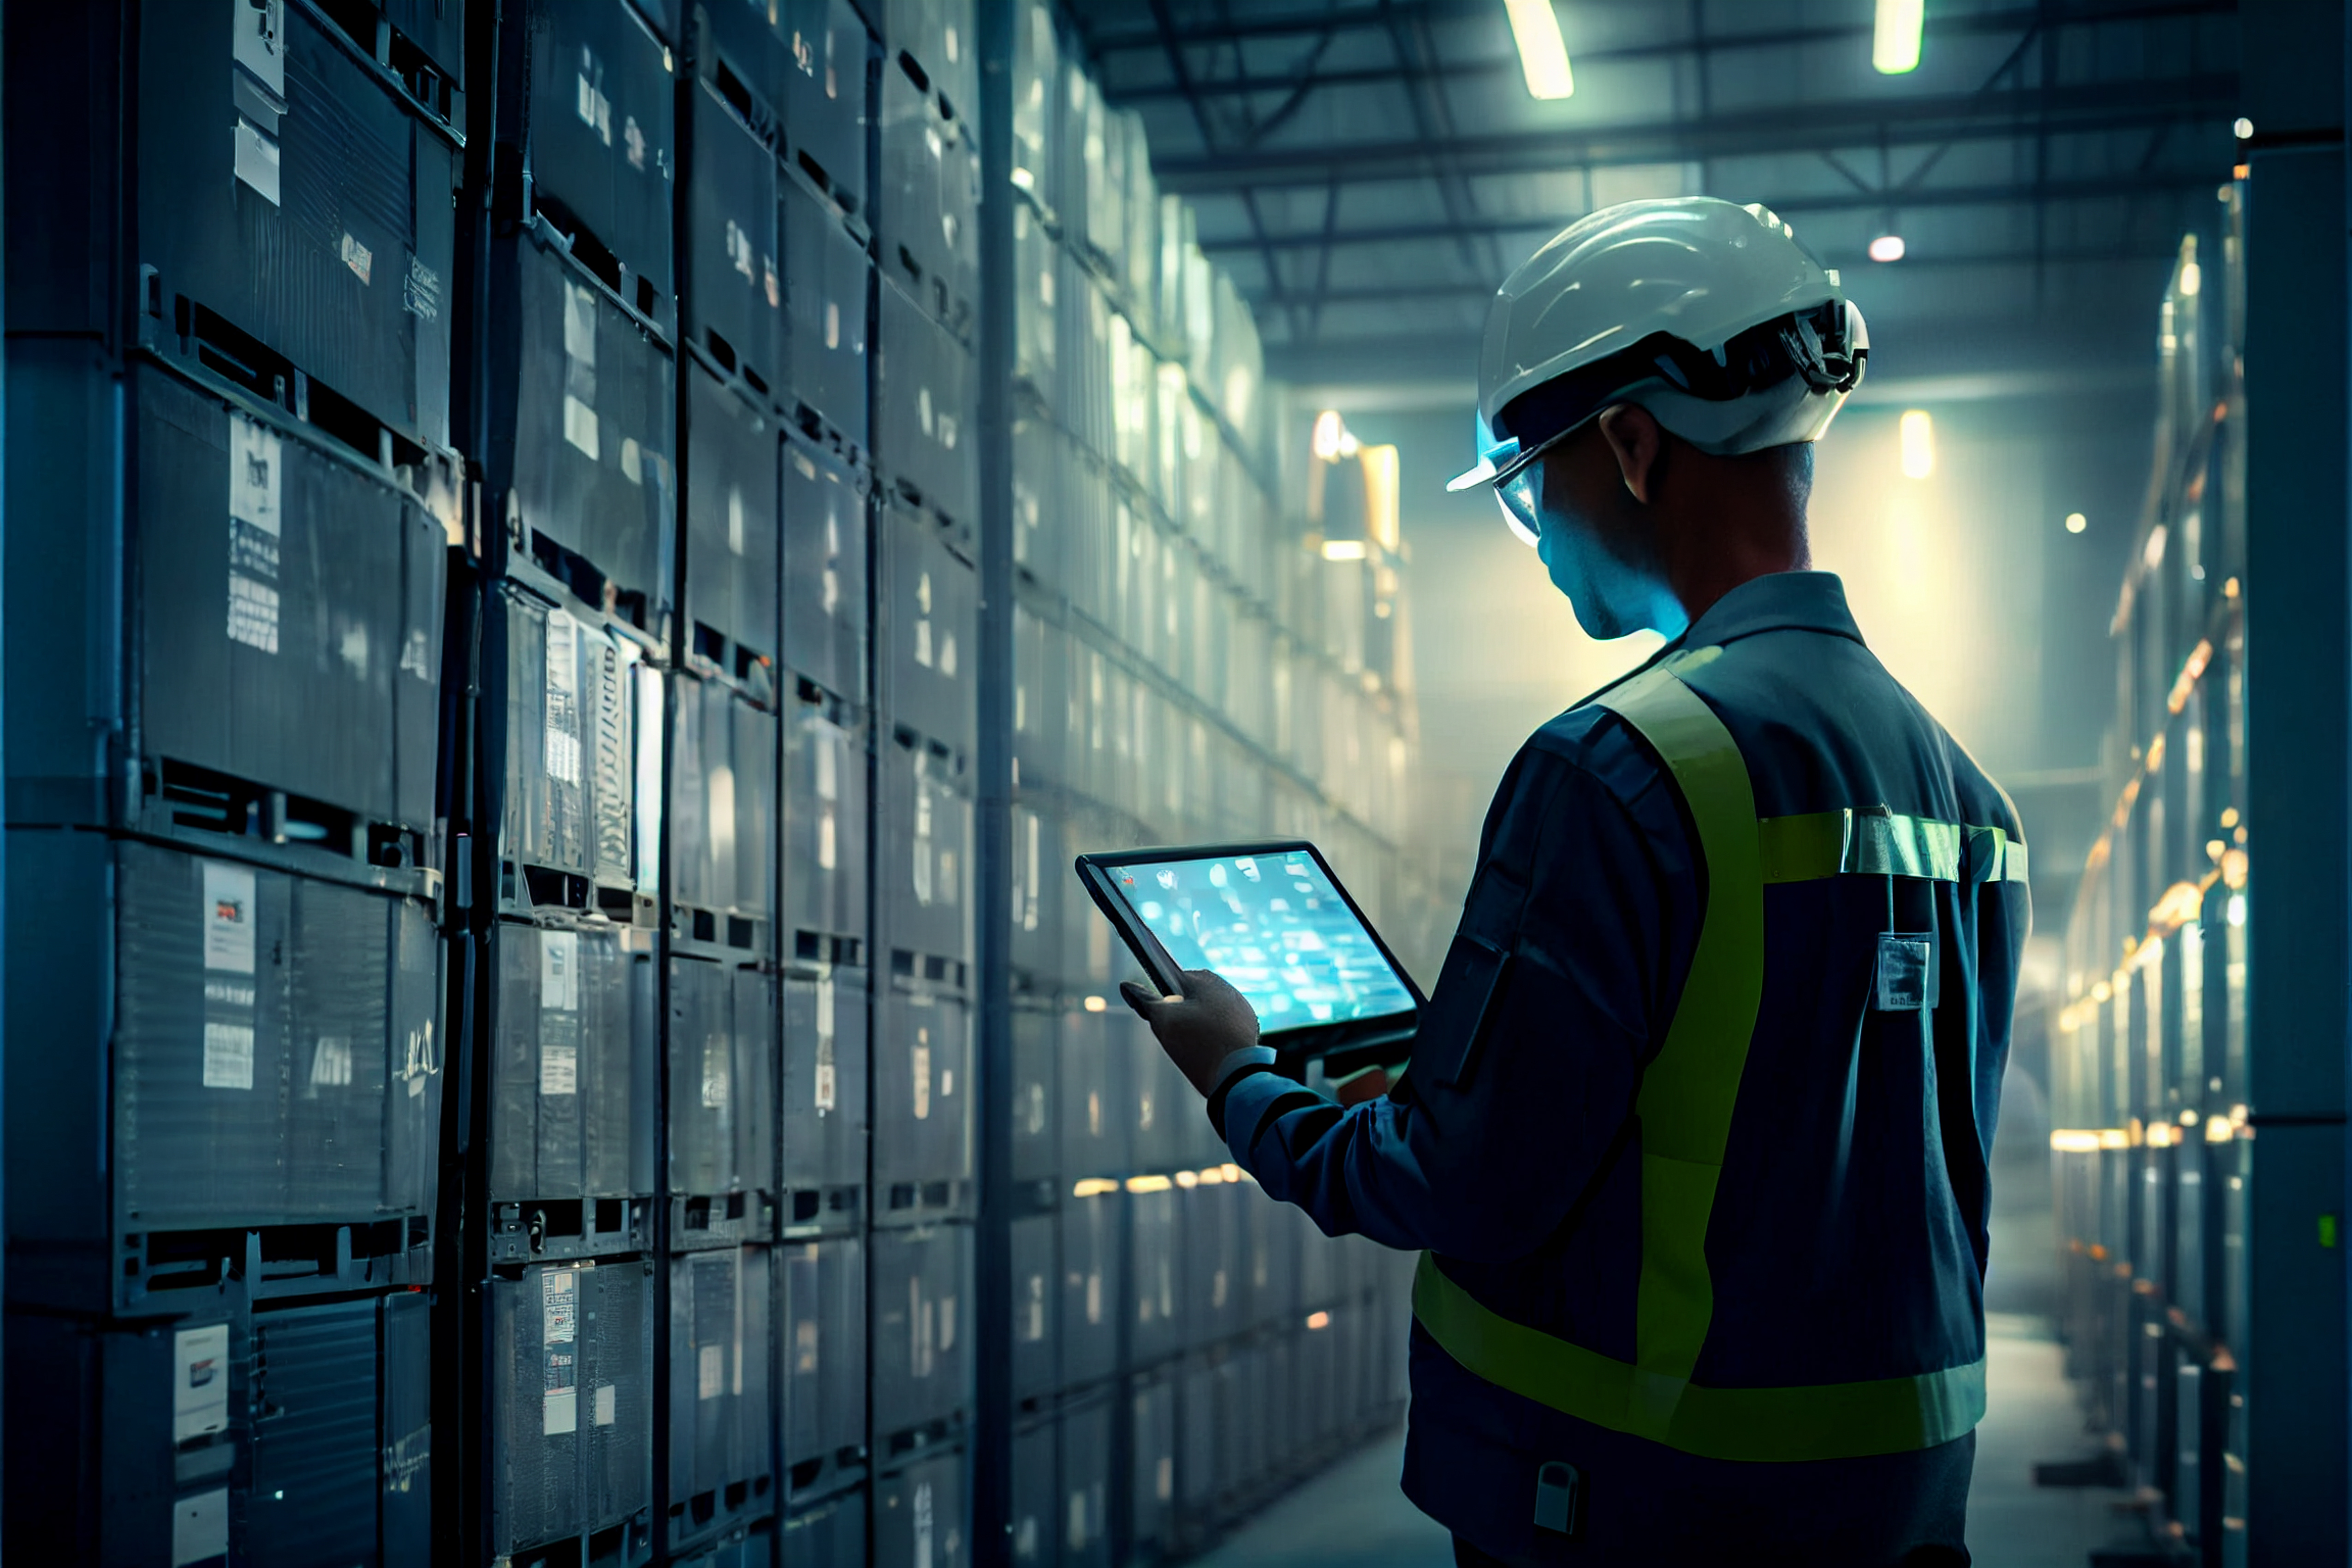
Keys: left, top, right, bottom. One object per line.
{"left": 1677, "top": 571, "right": 1865, "bottom": 651}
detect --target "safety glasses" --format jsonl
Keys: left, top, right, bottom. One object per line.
{"left": 1451, "top": 423, "right": 1587, "bottom": 548}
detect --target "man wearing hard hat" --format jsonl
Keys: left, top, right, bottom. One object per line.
{"left": 1125, "top": 198, "right": 2029, "bottom": 1566}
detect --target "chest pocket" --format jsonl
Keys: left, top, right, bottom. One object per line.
{"left": 1413, "top": 931, "right": 1513, "bottom": 1090}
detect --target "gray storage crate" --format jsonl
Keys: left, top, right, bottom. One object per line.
{"left": 1178, "top": 1360, "right": 1218, "bottom": 1543}
{"left": 670, "top": 671, "right": 779, "bottom": 955}
{"left": 498, "top": 585, "right": 663, "bottom": 915}
{"left": 781, "top": 1486, "right": 868, "bottom": 1566}
{"left": 781, "top": 965, "right": 869, "bottom": 1224}
{"left": 1128, "top": 1373, "right": 1176, "bottom": 1560}
{"left": 783, "top": 682, "right": 869, "bottom": 962}
{"left": 488, "top": 230, "right": 677, "bottom": 629}
{"left": 874, "top": 983, "right": 974, "bottom": 1217}
{"left": 874, "top": 281, "right": 977, "bottom": 526}
{"left": 1010, "top": 1005, "right": 1057, "bottom": 1187}
{"left": 781, "top": 1234, "right": 869, "bottom": 1494}
{"left": 1182, "top": 1182, "right": 1241, "bottom": 1351}
{"left": 1010, "top": 603, "right": 1068, "bottom": 789}
{"left": 135, "top": 369, "right": 446, "bottom": 842}
{"left": 490, "top": 1257, "right": 657, "bottom": 1556}
{"left": 136, "top": 0, "right": 456, "bottom": 449}
{"left": 875, "top": 1446, "right": 970, "bottom": 1568}
{"left": 782, "top": 433, "right": 870, "bottom": 698}
{"left": 871, "top": 1223, "right": 974, "bottom": 1443}
{"left": 674, "top": 1514, "right": 774, "bottom": 1568}
{"left": 508, "top": 0, "right": 677, "bottom": 315}
{"left": 885, "top": 0, "right": 977, "bottom": 118}
{"left": 1242, "top": 1188, "right": 1297, "bottom": 1334}
{"left": 879, "top": 498, "right": 978, "bottom": 755}
{"left": 877, "top": 58, "right": 977, "bottom": 334}
{"left": 489, "top": 919, "right": 659, "bottom": 1247}
{"left": 1125, "top": 1012, "right": 1190, "bottom": 1177}
{"left": 1128, "top": 1187, "right": 1182, "bottom": 1368}
{"left": 1060, "top": 1395, "right": 1114, "bottom": 1568}
{"left": 1011, "top": 1414, "right": 1056, "bottom": 1564}
{"left": 1058, "top": 1191, "right": 1122, "bottom": 1392}
{"left": 1057, "top": 1009, "right": 1132, "bottom": 1182}
{"left": 1010, "top": 1212, "right": 1056, "bottom": 1400}
{"left": 669, "top": 957, "right": 780, "bottom": 1248}
{"left": 780, "top": 0, "right": 871, "bottom": 215}
{"left": 877, "top": 730, "right": 972, "bottom": 972}
{"left": 667, "top": 1246, "right": 776, "bottom": 1542}
{"left": 782, "top": 178, "right": 874, "bottom": 451}
{"left": 113, "top": 842, "right": 441, "bottom": 1232}
{"left": 684, "top": 365, "right": 781, "bottom": 683}
{"left": 685, "top": 78, "right": 784, "bottom": 399}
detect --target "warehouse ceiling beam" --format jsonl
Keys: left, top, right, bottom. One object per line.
{"left": 1145, "top": 73, "right": 2238, "bottom": 190}
{"left": 1189, "top": 169, "right": 2232, "bottom": 254}
{"left": 1085, "top": 1, "right": 2234, "bottom": 96}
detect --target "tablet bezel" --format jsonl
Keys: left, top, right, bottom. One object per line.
{"left": 1073, "top": 839, "right": 1425, "bottom": 1062}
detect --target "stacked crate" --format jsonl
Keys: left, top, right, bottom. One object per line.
{"left": 1, "top": 0, "right": 461, "bottom": 1561}
{"left": 999, "top": 6, "right": 1439, "bottom": 1562}
{"left": 2050, "top": 206, "right": 2251, "bottom": 1560}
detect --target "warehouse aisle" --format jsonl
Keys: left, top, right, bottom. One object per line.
{"left": 1198, "top": 1316, "right": 2140, "bottom": 1568}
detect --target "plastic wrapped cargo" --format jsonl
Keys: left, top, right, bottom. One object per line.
{"left": 783, "top": 684, "right": 870, "bottom": 962}
{"left": 875, "top": 281, "right": 978, "bottom": 526}
{"left": 685, "top": 79, "right": 784, "bottom": 399}
{"left": 1011, "top": 0, "right": 1060, "bottom": 211}
{"left": 879, "top": 499, "right": 979, "bottom": 754}
{"left": 490, "top": 1258, "right": 656, "bottom": 1555}
{"left": 669, "top": 672, "right": 779, "bottom": 949}
{"left": 782, "top": 433, "right": 871, "bottom": 697}
{"left": 877, "top": 60, "right": 977, "bottom": 337}
{"left": 887, "top": 0, "right": 978, "bottom": 117}
{"left": 667, "top": 957, "right": 778, "bottom": 1238}
{"left": 781, "top": 1234, "right": 868, "bottom": 1488}
{"left": 870, "top": 1224, "right": 975, "bottom": 1439}
{"left": 488, "top": 230, "right": 678, "bottom": 630}
{"left": 684, "top": 366, "right": 781, "bottom": 681}
{"left": 782, "top": 966, "right": 870, "bottom": 1218}
{"left": 781, "top": 175, "right": 874, "bottom": 451}
{"left": 135, "top": 372, "right": 446, "bottom": 838}
{"left": 1014, "top": 202, "right": 1058, "bottom": 392}
{"left": 781, "top": 0, "right": 871, "bottom": 218}
{"left": 491, "top": 919, "right": 659, "bottom": 1209}
{"left": 875, "top": 1447, "right": 970, "bottom": 1568}
{"left": 877, "top": 731, "right": 974, "bottom": 968}
{"left": 136, "top": 0, "right": 456, "bottom": 448}
{"left": 668, "top": 1246, "right": 775, "bottom": 1531}
{"left": 874, "top": 983, "right": 975, "bottom": 1213}
{"left": 113, "top": 842, "right": 441, "bottom": 1230}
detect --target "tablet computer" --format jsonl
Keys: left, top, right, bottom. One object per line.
{"left": 1073, "top": 840, "right": 1424, "bottom": 1062}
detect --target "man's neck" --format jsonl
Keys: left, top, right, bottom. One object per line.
{"left": 1663, "top": 513, "right": 1810, "bottom": 627}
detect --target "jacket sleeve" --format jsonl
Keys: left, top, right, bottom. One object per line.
{"left": 1214, "top": 725, "right": 1699, "bottom": 1262}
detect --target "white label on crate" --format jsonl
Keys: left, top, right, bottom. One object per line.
{"left": 939, "top": 850, "right": 957, "bottom": 905}
{"left": 938, "top": 632, "right": 958, "bottom": 679}
{"left": 620, "top": 437, "right": 643, "bottom": 485}
{"left": 404, "top": 256, "right": 442, "bottom": 321}
{"left": 540, "top": 1040, "right": 578, "bottom": 1097}
{"left": 543, "top": 1385, "right": 578, "bottom": 1436}
{"left": 594, "top": 1384, "right": 617, "bottom": 1425}
{"left": 544, "top": 1267, "right": 579, "bottom": 1342}
{"left": 172, "top": 1324, "right": 231, "bottom": 1442}
{"left": 543, "top": 1268, "right": 580, "bottom": 1434}
{"left": 918, "top": 386, "right": 935, "bottom": 439}
{"left": 233, "top": 118, "right": 281, "bottom": 206}
{"left": 171, "top": 1487, "right": 230, "bottom": 1568}
{"left": 817, "top": 809, "right": 837, "bottom": 873}
{"left": 914, "top": 618, "right": 933, "bottom": 669}
{"left": 727, "top": 485, "right": 745, "bottom": 554}
{"left": 698, "top": 1342, "right": 725, "bottom": 1401}
{"left": 795, "top": 1316, "right": 819, "bottom": 1373}
{"left": 938, "top": 410, "right": 960, "bottom": 452}
{"left": 339, "top": 232, "right": 374, "bottom": 285}
{"left": 702, "top": 1032, "right": 730, "bottom": 1109}
{"left": 232, "top": 0, "right": 287, "bottom": 95}
{"left": 576, "top": 51, "right": 612, "bottom": 145}
{"left": 1085, "top": 1270, "right": 1101, "bottom": 1324}
{"left": 562, "top": 393, "right": 601, "bottom": 461}
{"left": 310, "top": 1035, "right": 353, "bottom": 1090}
{"left": 814, "top": 1059, "right": 837, "bottom": 1113}
{"left": 824, "top": 299, "right": 841, "bottom": 350}
{"left": 228, "top": 415, "right": 281, "bottom": 535}
{"left": 401, "top": 627, "right": 433, "bottom": 680}
{"left": 710, "top": 767, "right": 737, "bottom": 859}
{"left": 544, "top": 611, "right": 583, "bottom": 785}
{"left": 814, "top": 976, "right": 837, "bottom": 1110}
{"left": 624, "top": 116, "right": 647, "bottom": 172}
{"left": 814, "top": 727, "right": 839, "bottom": 801}
{"left": 914, "top": 1480, "right": 934, "bottom": 1568}
{"left": 227, "top": 572, "right": 280, "bottom": 653}
{"left": 726, "top": 218, "right": 754, "bottom": 281}
{"left": 203, "top": 1022, "right": 254, "bottom": 1090}
{"left": 938, "top": 1294, "right": 957, "bottom": 1352}
{"left": 202, "top": 862, "right": 257, "bottom": 974}
{"left": 338, "top": 619, "right": 371, "bottom": 679}
{"left": 765, "top": 254, "right": 779, "bottom": 310}
{"left": 912, "top": 1033, "right": 931, "bottom": 1121}
{"left": 540, "top": 929, "right": 580, "bottom": 1012}
{"left": 1025, "top": 1274, "right": 1044, "bottom": 1341}
{"left": 563, "top": 279, "right": 598, "bottom": 384}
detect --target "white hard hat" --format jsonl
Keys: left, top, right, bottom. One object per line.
{"left": 1448, "top": 197, "right": 1867, "bottom": 541}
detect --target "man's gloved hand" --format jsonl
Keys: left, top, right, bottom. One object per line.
{"left": 1119, "top": 968, "right": 1260, "bottom": 1095}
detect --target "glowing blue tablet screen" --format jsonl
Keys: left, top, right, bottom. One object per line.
{"left": 1105, "top": 851, "right": 1415, "bottom": 1027}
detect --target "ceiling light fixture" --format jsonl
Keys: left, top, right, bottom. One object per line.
{"left": 1869, "top": 234, "right": 1906, "bottom": 263}
{"left": 1873, "top": 0, "right": 1924, "bottom": 74}
{"left": 2065, "top": 512, "right": 2087, "bottom": 534}
{"left": 1503, "top": 0, "right": 1575, "bottom": 100}
{"left": 1899, "top": 409, "right": 1935, "bottom": 479}
{"left": 2233, "top": 117, "right": 2254, "bottom": 140}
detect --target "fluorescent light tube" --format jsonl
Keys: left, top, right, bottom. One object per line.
{"left": 1873, "top": 0, "right": 1923, "bottom": 74}
{"left": 1504, "top": 0, "right": 1575, "bottom": 100}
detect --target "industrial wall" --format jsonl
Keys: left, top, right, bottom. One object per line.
{"left": 0, "top": 0, "right": 1448, "bottom": 1564}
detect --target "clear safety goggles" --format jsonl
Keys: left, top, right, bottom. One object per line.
{"left": 1446, "top": 422, "right": 1592, "bottom": 548}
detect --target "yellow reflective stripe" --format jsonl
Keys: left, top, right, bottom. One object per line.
{"left": 1414, "top": 1254, "right": 1986, "bottom": 1462}
{"left": 1592, "top": 656, "right": 1763, "bottom": 1441}
{"left": 1759, "top": 810, "right": 2030, "bottom": 885}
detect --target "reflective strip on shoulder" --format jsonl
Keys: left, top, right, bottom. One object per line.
{"left": 1758, "top": 810, "right": 2030, "bottom": 885}
{"left": 1414, "top": 1253, "right": 1986, "bottom": 1463}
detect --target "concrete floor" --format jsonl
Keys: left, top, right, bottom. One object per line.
{"left": 1194, "top": 1316, "right": 2141, "bottom": 1568}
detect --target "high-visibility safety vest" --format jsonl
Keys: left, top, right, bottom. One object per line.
{"left": 1410, "top": 647, "right": 2029, "bottom": 1464}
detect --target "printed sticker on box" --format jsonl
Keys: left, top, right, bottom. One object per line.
{"left": 172, "top": 1488, "right": 230, "bottom": 1568}
{"left": 698, "top": 1341, "right": 725, "bottom": 1400}
{"left": 543, "top": 1267, "right": 580, "bottom": 1435}
{"left": 814, "top": 976, "right": 837, "bottom": 1112}
{"left": 202, "top": 862, "right": 257, "bottom": 975}
{"left": 172, "top": 1324, "right": 231, "bottom": 1443}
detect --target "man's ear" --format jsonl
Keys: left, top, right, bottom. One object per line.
{"left": 1596, "top": 404, "right": 1663, "bottom": 506}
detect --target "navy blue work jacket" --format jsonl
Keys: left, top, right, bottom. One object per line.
{"left": 1211, "top": 572, "right": 2029, "bottom": 1567}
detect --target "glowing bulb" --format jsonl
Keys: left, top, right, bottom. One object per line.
{"left": 2179, "top": 261, "right": 2202, "bottom": 297}
{"left": 2233, "top": 117, "right": 2254, "bottom": 141}
{"left": 1311, "top": 409, "right": 1344, "bottom": 461}
{"left": 1322, "top": 540, "right": 1368, "bottom": 561}
{"left": 2065, "top": 512, "right": 2087, "bottom": 534}
{"left": 1873, "top": 0, "right": 1923, "bottom": 73}
{"left": 1898, "top": 409, "right": 1935, "bottom": 479}
{"left": 1868, "top": 234, "right": 1906, "bottom": 263}
{"left": 1503, "top": 0, "right": 1575, "bottom": 100}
